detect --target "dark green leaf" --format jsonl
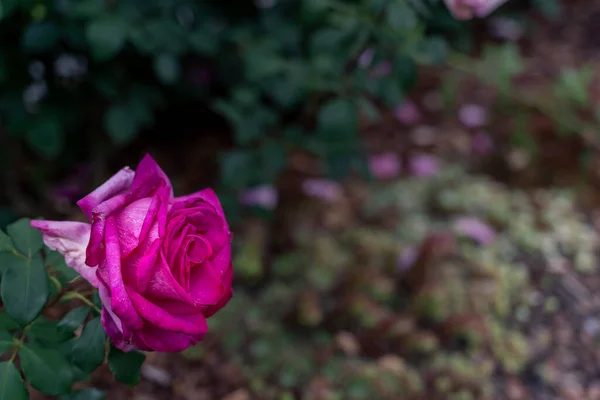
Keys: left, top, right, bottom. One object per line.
{"left": 104, "top": 104, "right": 139, "bottom": 146}
{"left": 58, "top": 307, "right": 89, "bottom": 332}
{"left": 71, "top": 318, "right": 106, "bottom": 373}
{"left": 394, "top": 54, "right": 418, "bottom": 91}
{"left": 153, "top": 54, "right": 181, "bottom": 85}
{"left": 61, "top": 388, "right": 105, "bottom": 400}
{"left": 221, "top": 151, "right": 252, "bottom": 189}
{"left": 46, "top": 250, "right": 79, "bottom": 283}
{"left": 6, "top": 218, "right": 43, "bottom": 257}
{"left": 1, "top": 253, "right": 49, "bottom": 325}
{"left": 0, "top": 362, "right": 28, "bottom": 400}
{"left": 418, "top": 36, "right": 448, "bottom": 65}
{"left": 0, "top": 230, "right": 13, "bottom": 253}
{"left": 0, "top": 313, "right": 19, "bottom": 332}
{"left": 86, "top": 18, "right": 127, "bottom": 61}
{"left": 0, "top": 331, "right": 13, "bottom": 355}
{"left": 316, "top": 98, "right": 357, "bottom": 141}
{"left": 26, "top": 113, "right": 64, "bottom": 159}
{"left": 27, "top": 316, "right": 73, "bottom": 345}
{"left": 108, "top": 345, "right": 145, "bottom": 386}
{"left": 22, "top": 22, "right": 60, "bottom": 53}
{"left": 386, "top": 1, "right": 417, "bottom": 30}
{"left": 20, "top": 343, "right": 73, "bottom": 395}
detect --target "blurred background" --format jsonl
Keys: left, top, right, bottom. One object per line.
{"left": 3, "top": 0, "right": 600, "bottom": 398}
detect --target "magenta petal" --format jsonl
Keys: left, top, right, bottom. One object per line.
{"left": 129, "top": 290, "right": 208, "bottom": 335}
{"left": 134, "top": 325, "right": 202, "bottom": 352}
{"left": 77, "top": 168, "right": 135, "bottom": 220}
{"left": 130, "top": 154, "right": 174, "bottom": 200}
{"left": 99, "top": 284, "right": 135, "bottom": 352}
{"left": 86, "top": 193, "right": 130, "bottom": 267}
{"left": 114, "top": 197, "right": 154, "bottom": 257}
{"left": 189, "top": 262, "right": 225, "bottom": 306}
{"left": 30, "top": 220, "right": 99, "bottom": 287}
{"left": 202, "top": 287, "right": 233, "bottom": 318}
{"left": 103, "top": 218, "right": 143, "bottom": 330}
{"left": 174, "top": 188, "right": 226, "bottom": 221}
{"left": 145, "top": 252, "right": 195, "bottom": 304}
{"left": 211, "top": 240, "right": 232, "bottom": 279}
{"left": 134, "top": 239, "right": 162, "bottom": 292}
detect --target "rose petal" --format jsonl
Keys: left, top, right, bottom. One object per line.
{"left": 189, "top": 261, "right": 225, "bottom": 306}
{"left": 30, "top": 220, "right": 98, "bottom": 287}
{"left": 134, "top": 325, "right": 202, "bottom": 353}
{"left": 130, "top": 154, "right": 174, "bottom": 200}
{"left": 86, "top": 193, "right": 130, "bottom": 267}
{"left": 99, "top": 284, "right": 135, "bottom": 352}
{"left": 202, "top": 287, "right": 233, "bottom": 318}
{"left": 145, "top": 252, "right": 195, "bottom": 305}
{"left": 77, "top": 168, "right": 135, "bottom": 220}
{"left": 174, "top": 188, "right": 226, "bottom": 221}
{"left": 129, "top": 290, "right": 208, "bottom": 335}
{"left": 103, "top": 217, "right": 143, "bottom": 330}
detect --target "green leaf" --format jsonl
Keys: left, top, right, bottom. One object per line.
{"left": 418, "top": 36, "right": 448, "bottom": 65}
{"left": 531, "top": 0, "right": 561, "bottom": 19}
{"left": 386, "top": 1, "right": 417, "bottom": 30}
{"left": 0, "top": 230, "right": 13, "bottom": 253}
{"left": 1, "top": 253, "right": 49, "bottom": 325}
{"left": 46, "top": 250, "right": 79, "bottom": 283}
{"left": 71, "top": 318, "right": 106, "bottom": 373}
{"left": 22, "top": 22, "right": 60, "bottom": 53}
{"left": 85, "top": 18, "right": 127, "bottom": 61}
{"left": 20, "top": 343, "right": 73, "bottom": 395}
{"left": 104, "top": 104, "right": 139, "bottom": 146}
{"left": 26, "top": 113, "right": 64, "bottom": 159}
{"left": 0, "top": 362, "right": 28, "bottom": 400}
{"left": 153, "top": 54, "right": 181, "bottom": 85}
{"left": 0, "top": 313, "right": 19, "bottom": 332}
{"left": 316, "top": 98, "right": 357, "bottom": 141}
{"left": 108, "top": 345, "right": 146, "bottom": 386}
{"left": 6, "top": 218, "right": 43, "bottom": 257}
{"left": 61, "top": 388, "right": 105, "bottom": 400}
{"left": 394, "top": 53, "right": 418, "bottom": 92}
{"left": 58, "top": 307, "right": 89, "bottom": 332}
{"left": 0, "top": 331, "right": 13, "bottom": 355}
{"left": 27, "top": 316, "right": 73, "bottom": 345}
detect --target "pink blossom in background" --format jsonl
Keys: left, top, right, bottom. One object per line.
{"left": 458, "top": 104, "right": 488, "bottom": 128}
{"left": 488, "top": 17, "right": 524, "bottom": 41}
{"left": 444, "top": 0, "right": 511, "bottom": 20}
{"left": 240, "top": 185, "right": 278, "bottom": 210}
{"left": 394, "top": 101, "right": 422, "bottom": 126}
{"left": 472, "top": 131, "right": 494, "bottom": 155}
{"left": 409, "top": 154, "right": 440, "bottom": 177}
{"left": 31, "top": 154, "right": 233, "bottom": 353}
{"left": 302, "top": 178, "right": 343, "bottom": 202}
{"left": 358, "top": 48, "right": 375, "bottom": 68}
{"left": 369, "top": 153, "right": 401, "bottom": 180}
{"left": 453, "top": 216, "right": 497, "bottom": 245}
{"left": 369, "top": 60, "right": 392, "bottom": 77}
{"left": 397, "top": 246, "right": 418, "bottom": 272}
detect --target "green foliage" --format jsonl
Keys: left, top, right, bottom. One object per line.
{"left": 108, "top": 345, "right": 146, "bottom": 386}
{"left": 0, "top": 0, "right": 470, "bottom": 215}
{"left": 70, "top": 317, "right": 106, "bottom": 373}
{"left": 0, "top": 362, "right": 28, "bottom": 400}
{"left": 0, "top": 219, "right": 139, "bottom": 398}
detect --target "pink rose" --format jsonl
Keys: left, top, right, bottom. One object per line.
{"left": 444, "top": 0, "right": 510, "bottom": 20}
{"left": 31, "top": 154, "right": 233, "bottom": 352}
